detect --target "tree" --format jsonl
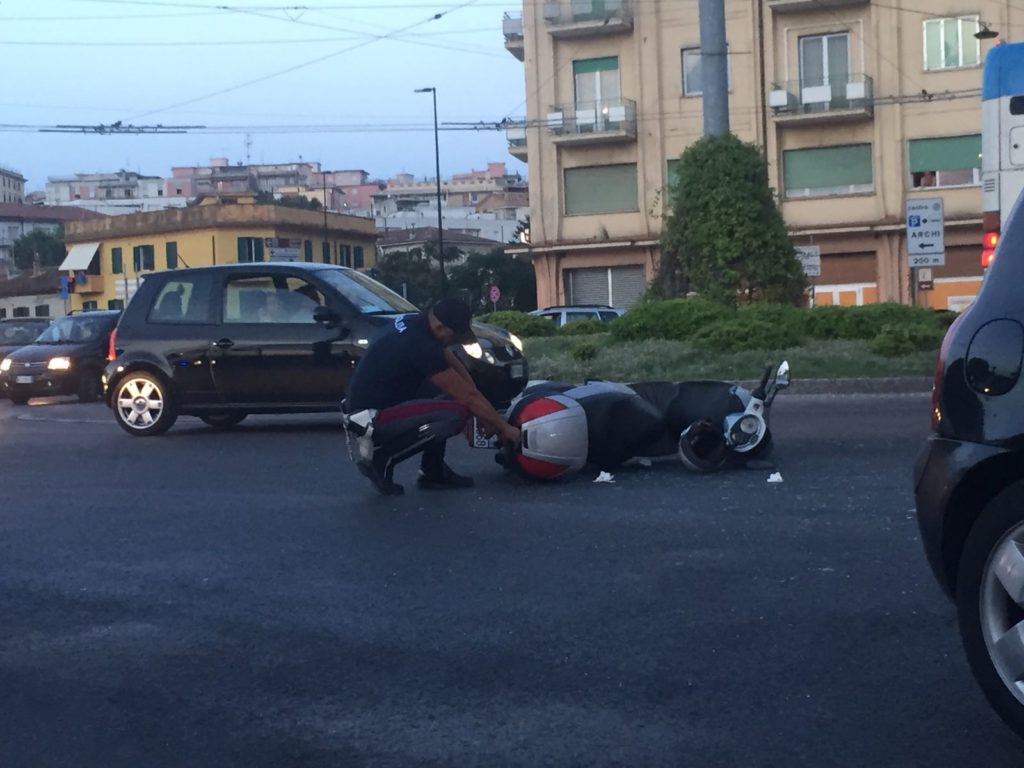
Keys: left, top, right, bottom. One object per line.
{"left": 13, "top": 226, "right": 66, "bottom": 271}
{"left": 658, "top": 134, "right": 806, "bottom": 307}
{"left": 510, "top": 215, "right": 530, "bottom": 244}
{"left": 374, "top": 248, "right": 442, "bottom": 307}
{"left": 449, "top": 247, "right": 537, "bottom": 312}
{"left": 255, "top": 191, "right": 322, "bottom": 210}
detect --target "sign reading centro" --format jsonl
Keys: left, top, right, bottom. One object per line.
{"left": 906, "top": 197, "right": 945, "bottom": 267}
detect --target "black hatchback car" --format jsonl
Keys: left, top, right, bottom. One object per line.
{"left": 103, "top": 263, "right": 528, "bottom": 436}
{"left": 915, "top": 202, "right": 1024, "bottom": 739}
{"left": 0, "top": 317, "right": 52, "bottom": 398}
{"left": 1, "top": 311, "right": 119, "bottom": 405}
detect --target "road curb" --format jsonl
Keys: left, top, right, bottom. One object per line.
{"left": 739, "top": 376, "right": 933, "bottom": 395}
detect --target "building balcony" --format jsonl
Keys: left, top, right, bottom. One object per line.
{"left": 767, "top": 0, "right": 867, "bottom": 12}
{"left": 769, "top": 74, "right": 873, "bottom": 124}
{"left": 505, "top": 122, "right": 528, "bottom": 161}
{"left": 547, "top": 99, "right": 637, "bottom": 146}
{"left": 75, "top": 275, "right": 105, "bottom": 295}
{"left": 543, "top": 0, "right": 632, "bottom": 39}
{"left": 503, "top": 12, "right": 524, "bottom": 61}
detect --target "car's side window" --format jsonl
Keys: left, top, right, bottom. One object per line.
{"left": 223, "top": 275, "right": 325, "bottom": 324}
{"left": 540, "top": 312, "right": 560, "bottom": 325}
{"left": 148, "top": 274, "right": 215, "bottom": 324}
{"left": 599, "top": 311, "right": 619, "bottom": 322}
{"left": 566, "top": 311, "right": 600, "bottom": 323}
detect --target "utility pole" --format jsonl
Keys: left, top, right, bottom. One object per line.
{"left": 322, "top": 170, "right": 329, "bottom": 264}
{"left": 698, "top": 0, "right": 730, "bottom": 136}
{"left": 415, "top": 86, "right": 447, "bottom": 296}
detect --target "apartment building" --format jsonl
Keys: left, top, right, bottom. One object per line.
{"left": 0, "top": 166, "right": 26, "bottom": 204}
{"left": 505, "top": 0, "right": 1011, "bottom": 310}
{"left": 0, "top": 203, "right": 104, "bottom": 272}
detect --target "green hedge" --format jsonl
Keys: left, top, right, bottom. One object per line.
{"left": 476, "top": 311, "right": 555, "bottom": 338}
{"left": 807, "top": 303, "right": 944, "bottom": 341}
{"left": 691, "top": 317, "right": 803, "bottom": 353}
{"left": 869, "top": 322, "right": 946, "bottom": 357}
{"left": 610, "top": 298, "right": 729, "bottom": 342}
{"left": 558, "top": 319, "right": 608, "bottom": 336}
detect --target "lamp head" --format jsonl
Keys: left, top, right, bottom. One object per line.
{"left": 975, "top": 22, "right": 999, "bottom": 40}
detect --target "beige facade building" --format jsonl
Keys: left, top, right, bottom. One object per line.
{"left": 0, "top": 166, "right": 26, "bottom": 205}
{"left": 505, "top": 0, "right": 1014, "bottom": 310}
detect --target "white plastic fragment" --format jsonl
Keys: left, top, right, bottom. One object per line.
{"left": 593, "top": 471, "right": 616, "bottom": 483}
{"left": 636, "top": 458, "right": 652, "bottom": 468}
{"left": 767, "top": 472, "right": 784, "bottom": 484}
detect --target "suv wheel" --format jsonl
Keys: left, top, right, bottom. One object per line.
{"left": 77, "top": 369, "right": 103, "bottom": 403}
{"left": 9, "top": 394, "right": 29, "bottom": 406}
{"left": 200, "top": 411, "right": 248, "bottom": 429}
{"left": 957, "top": 481, "right": 1024, "bottom": 740}
{"left": 113, "top": 373, "right": 177, "bottom": 437}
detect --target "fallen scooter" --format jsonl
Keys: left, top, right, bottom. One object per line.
{"left": 468, "top": 362, "right": 790, "bottom": 481}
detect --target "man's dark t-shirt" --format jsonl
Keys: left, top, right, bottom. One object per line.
{"left": 345, "top": 313, "right": 449, "bottom": 411}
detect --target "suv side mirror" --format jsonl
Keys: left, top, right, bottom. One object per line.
{"left": 313, "top": 306, "right": 342, "bottom": 327}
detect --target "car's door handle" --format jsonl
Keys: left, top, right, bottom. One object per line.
{"left": 212, "top": 338, "right": 235, "bottom": 349}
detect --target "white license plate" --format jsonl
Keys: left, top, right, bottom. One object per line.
{"left": 510, "top": 363, "right": 524, "bottom": 379}
{"left": 15, "top": 376, "right": 33, "bottom": 384}
{"left": 466, "top": 416, "right": 498, "bottom": 449}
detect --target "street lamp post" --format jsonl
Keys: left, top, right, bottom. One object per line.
{"left": 415, "top": 86, "right": 447, "bottom": 296}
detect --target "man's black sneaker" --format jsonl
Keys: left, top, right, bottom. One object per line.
{"left": 357, "top": 459, "right": 404, "bottom": 496}
{"left": 416, "top": 464, "right": 475, "bottom": 491}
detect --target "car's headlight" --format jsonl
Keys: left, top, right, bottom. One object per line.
{"left": 0, "top": 358, "right": 10, "bottom": 372}
{"left": 462, "top": 342, "right": 483, "bottom": 359}
{"left": 47, "top": 357, "right": 71, "bottom": 371}
{"left": 509, "top": 333, "right": 524, "bottom": 353}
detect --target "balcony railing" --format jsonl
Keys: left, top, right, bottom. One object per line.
{"left": 767, "top": 0, "right": 868, "bottom": 12}
{"left": 505, "top": 122, "right": 528, "bottom": 160}
{"left": 503, "top": 11, "right": 524, "bottom": 61}
{"left": 547, "top": 98, "right": 637, "bottom": 145}
{"left": 543, "top": 0, "right": 632, "bottom": 38}
{"left": 769, "top": 74, "right": 873, "bottom": 122}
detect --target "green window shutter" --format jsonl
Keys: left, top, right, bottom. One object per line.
{"left": 166, "top": 241, "right": 178, "bottom": 269}
{"left": 564, "top": 164, "right": 638, "bottom": 215}
{"left": 909, "top": 134, "right": 981, "bottom": 173}
{"left": 573, "top": 56, "right": 618, "bottom": 75}
{"left": 354, "top": 246, "right": 364, "bottom": 268}
{"left": 304, "top": 240, "right": 312, "bottom": 262}
{"left": 784, "top": 145, "right": 872, "bottom": 191}
{"left": 111, "top": 247, "right": 123, "bottom": 275}
{"left": 237, "top": 238, "right": 248, "bottom": 263}
{"left": 322, "top": 241, "right": 331, "bottom": 264}
{"left": 254, "top": 239, "right": 264, "bottom": 262}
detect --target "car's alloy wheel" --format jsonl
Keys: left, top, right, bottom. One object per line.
{"left": 113, "top": 373, "right": 177, "bottom": 436}
{"left": 958, "top": 482, "right": 1024, "bottom": 739}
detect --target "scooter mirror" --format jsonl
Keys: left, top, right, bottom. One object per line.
{"left": 775, "top": 361, "right": 790, "bottom": 389}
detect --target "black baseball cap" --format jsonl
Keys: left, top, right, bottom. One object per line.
{"left": 431, "top": 298, "right": 477, "bottom": 345}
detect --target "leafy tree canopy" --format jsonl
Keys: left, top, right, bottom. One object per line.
{"left": 657, "top": 133, "right": 806, "bottom": 307}
{"left": 13, "top": 226, "right": 65, "bottom": 271}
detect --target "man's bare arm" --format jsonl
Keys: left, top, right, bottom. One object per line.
{"left": 430, "top": 367, "right": 520, "bottom": 446}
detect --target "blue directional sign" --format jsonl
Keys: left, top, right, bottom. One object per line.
{"left": 906, "top": 197, "right": 945, "bottom": 267}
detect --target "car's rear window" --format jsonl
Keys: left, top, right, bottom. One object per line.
{"left": 36, "top": 315, "right": 116, "bottom": 344}
{"left": 1, "top": 323, "right": 46, "bottom": 344}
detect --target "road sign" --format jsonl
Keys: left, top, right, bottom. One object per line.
{"left": 906, "top": 197, "right": 945, "bottom": 267}
{"left": 795, "top": 245, "right": 821, "bottom": 277}
{"left": 489, "top": 285, "right": 501, "bottom": 304}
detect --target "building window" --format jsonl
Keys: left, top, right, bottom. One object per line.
{"left": 340, "top": 244, "right": 351, "bottom": 267}
{"left": 573, "top": 56, "right": 620, "bottom": 114}
{"left": 564, "top": 164, "right": 639, "bottom": 215}
{"left": 13, "top": 306, "right": 29, "bottom": 317}
{"left": 166, "top": 241, "right": 179, "bottom": 270}
{"left": 34, "top": 305, "right": 50, "bottom": 317}
{"left": 354, "top": 246, "right": 365, "bottom": 269}
{"left": 0, "top": 308, "right": 6, "bottom": 318}
{"left": 304, "top": 240, "right": 313, "bottom": 262}
{"left": 107, "top": 299, "right": 125, "bottom": 310}
{"left": 82, "top": 301, "right": 99, "bottom": 311}
{"left": 236, "top": 237, "right": 264, "bottom": 263}
{"left": 681, "top": 47, "right": 731, "bottom": 96}
{"left": 175, "top": 188, "right": 182, "bottom": 195}
{"left": 924, "top": 16, "right": 980, "bottom": 70}
{"left": 111, "top": 247, "right": 123, "bottom": 275}
{"left": 132, "top": 244, "right": 156, "bottom": 272}
{"left": 783, "top": 144, "right": 873, "bottom": 198}
{"left": 322, "top": 241, "right": 331, "bottom": 264}
{"left": 909, "top": 134, "right": 982, "bottom": 188}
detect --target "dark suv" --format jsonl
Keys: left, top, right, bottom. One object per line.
{"left": 0, "top": 311, "right": 120, "bottom": 405}
{"left": 103, "top": 263, "right": 528, "bottom": 436}
{"left": 915, "top": 201, "right": 1024, "bottom": 739}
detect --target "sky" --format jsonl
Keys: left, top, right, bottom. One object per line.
{"left": 0, "top": 0, "right": 529, "bottom": 191}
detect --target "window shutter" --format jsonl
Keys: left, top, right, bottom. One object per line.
{"left": 909, "top": 135, "right": 981, "bottom": 173}
{"left": 564, "top": 164, "right": 638, "bottom": 214}
{"left": 783, "top": 145, "right": 872, "bottom": 190}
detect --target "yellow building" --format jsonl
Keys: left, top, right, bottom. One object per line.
{"left": 504, "top": 0, "right": 1010, "bottom": 309}
{"left": 60, "top": 197, "right": 377, "bottom": 312}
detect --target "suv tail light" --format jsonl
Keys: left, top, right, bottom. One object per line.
{"left": 981, "top": 230, "right": 999, "bottom": 268}
{"left": 107, "top": 328, "right": 118, "bottom": 362}
{"left": 931, "top": 311, "right": 969, "bottom": 431}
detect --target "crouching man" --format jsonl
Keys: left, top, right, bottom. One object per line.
{"left": 343, "top": 298, "right": 521, "bottom": 496}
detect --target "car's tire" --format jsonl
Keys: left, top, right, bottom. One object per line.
{"left": 76, "top": 369, "right": 103, "bottom": 403}
{"left": 199, "top": 411, "right": 248, "bottom": 429}
{"left": 112, "top": 372, "right": 177, "bottom": 437}
{"left": 956, "top": 480, "right": 1024, "bottom": 740}
{"left": 8, "top": 394, "right": 29, "bottom": 406}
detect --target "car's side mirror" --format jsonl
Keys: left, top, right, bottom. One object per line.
{"left": 313, "top": 306, "right": 342, "bottom": 327}
{"left": 775, "top": 360, "right": 790, "bottom": 389}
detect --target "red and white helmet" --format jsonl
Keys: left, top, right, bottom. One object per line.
{"left": 508, "top": 394, "right": 588, "bottom": 480}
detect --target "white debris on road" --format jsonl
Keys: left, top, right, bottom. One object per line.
{"left": 767, "top": 472, "right": 784, "bottom": 483}
{"left": 593, "top": 471, "right": 616, "bottom": 483}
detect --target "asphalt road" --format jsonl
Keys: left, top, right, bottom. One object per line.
{"left": 1, "top": 393, "right": 1022, "bottom": 767}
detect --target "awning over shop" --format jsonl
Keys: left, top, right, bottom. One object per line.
{"left": 59, "top": 242, "right": 100, "bottom": 271}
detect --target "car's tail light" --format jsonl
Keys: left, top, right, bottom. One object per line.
{"left": 106, "top": 328, "right": 117, "bottom": 362}
{"left": 931, "top": 310, "right": 969, "bottom": 431}
{"left": 982, "top": 230, "right": 999, "bottom": 268}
